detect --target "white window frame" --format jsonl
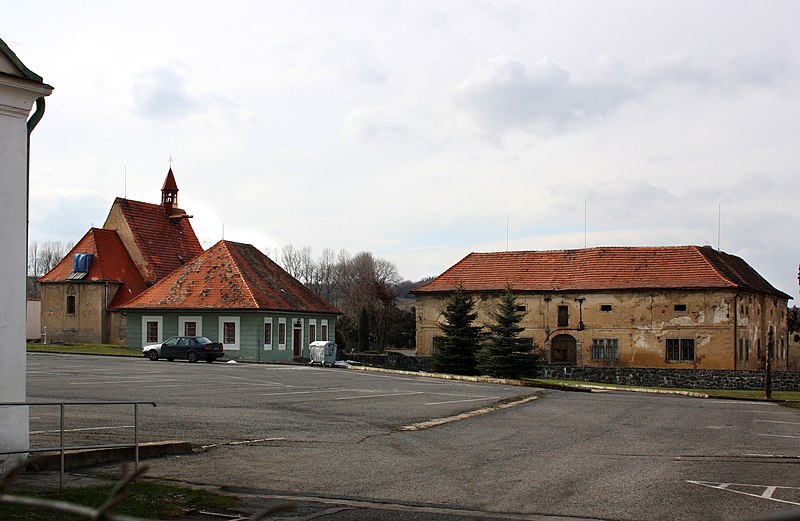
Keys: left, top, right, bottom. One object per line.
{"left": 218, "top": 316, "right": 240, "bottom": 351}
{"left": 179, "top": 316, "right": 202, "bottom": 338}
{"left": 321, "top": 319, "right": 329, "bottom": 341}
{"left": 278, "top": 317, "right": 287, "bottom": 350}
{"left": 142, "top": 316, "right": 163, "bottom": 346}
{"left": 264, "top": 317, "right": 273, "bottom": 350}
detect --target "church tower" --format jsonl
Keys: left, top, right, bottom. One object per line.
{"left": 161, "top": 167, "right": 179, "bottom": 214}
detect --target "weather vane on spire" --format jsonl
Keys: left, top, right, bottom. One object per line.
{"left": 169, "top": 155, "right": 173, "bottom": 167}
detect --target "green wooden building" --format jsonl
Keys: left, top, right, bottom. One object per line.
{"left": 121, "top": 240, "right": 339, "bottom": 362}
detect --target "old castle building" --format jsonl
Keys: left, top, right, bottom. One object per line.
{"left": 413, "top": 246, "right": 792, "bottom": 370}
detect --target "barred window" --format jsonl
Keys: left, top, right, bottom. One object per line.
{"left": 264, "top": 322, "right": 272, "bottom": 346}
{"left": 592, "top": 338, "right": 619, "bottom": 360}
{"left": 432, "top": 336, "right": 445, "bottom": 354}
{"left": 146, "top": 321, "right": 159, "bottom": 343}
{"left": 184, "top": 321, "right": 197, "bottom": 337}
{"left": 321, "top": 324, "right": 328, "bottom": 341}
{"left": 666, "top": 338, "right": 695, "bottom": 361}
{"left": 278, "top": 322, "right": 287, "bottom": 345}
{"left": 223, "top": 322, "right": 236, "bottom": 344}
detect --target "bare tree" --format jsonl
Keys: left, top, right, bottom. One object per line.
{"left": 36, "top": 240, "right": 73, "bottom": 275}
{"left": 314, "top": 247, "right": 339, "bottom": 302}
{"left": 271, "top": 243, "right": 410, "bottom": 351}
{"left": 278, "top": 244, "right": 303, "bottom": 280}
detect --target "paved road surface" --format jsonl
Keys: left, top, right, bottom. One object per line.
{"left": 24, "top": 353, "right": 800, "bottom": 520}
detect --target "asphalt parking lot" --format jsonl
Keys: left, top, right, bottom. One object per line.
{"left": 23, "top": 353, "right": 800, "bottom": 520}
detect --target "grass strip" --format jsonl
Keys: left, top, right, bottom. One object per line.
{"left": 27, "top": 344, "right": 142, "bottom": 357}
{"left": 0, "top": 480, "right": 239, "bottom": 520}
{"left": 528, "top": 378, "right": 800, "bottom": 406}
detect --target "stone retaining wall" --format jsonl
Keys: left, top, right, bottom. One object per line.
{"left": 342, "top": 354, "right": 800, "bottom": 391}
{"left": 538, "top": 365, "right": 800, "bottom": 391}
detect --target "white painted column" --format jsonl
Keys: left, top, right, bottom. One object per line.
{"left": 0, "top": 46, "right": 53, "bottom": 472}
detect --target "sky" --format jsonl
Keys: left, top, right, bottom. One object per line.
{"left": 3, "top": 1, "right": 799, "bottom": 300}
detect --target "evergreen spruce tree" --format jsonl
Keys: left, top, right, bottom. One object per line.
{"left": 358, "top": 307, "right": 370, "bottom": 351}
{"left": 431, "top": 284, "right": 482, "bottom": 375}
{"left": 477, "top": 287, "right": 540, "bottom": 378}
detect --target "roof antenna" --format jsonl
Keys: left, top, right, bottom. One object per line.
{"left": 584, "top": 198, "right": 587, "bottom": 248}
{"left": 222, "top": 222, "right": 225, "bottom": 240}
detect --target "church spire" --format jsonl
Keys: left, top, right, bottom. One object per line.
{"left": 161, "top": 167, "right": 179, "bottom": 214}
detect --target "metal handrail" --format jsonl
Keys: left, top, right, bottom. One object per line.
{"left": 0, "top": 401, "right": 157, "bottom": 488}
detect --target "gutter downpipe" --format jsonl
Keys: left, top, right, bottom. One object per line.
{"left": 26, "top": 97, "right": 46, "bottom": 261}
{"left": 733, "top": 292, "right": 739, "bottom": 370}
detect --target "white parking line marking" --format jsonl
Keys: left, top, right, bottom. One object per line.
{"left": 70, "top": 379, "right": 176, "bottom": 385}
{"left": 688, "top": 481, "right": 800, "bottom": 506}
{"left": 400, "top": 396, "right": 538, "bottom": 431}
{"left": 31, "top": 425, "right": 134, "bottom": 434}
{"left": 336, "top": 392, "right": 425, "bottom": 401}
{"left": 202, "top": 437, "right": 285, "bottom": 449}
{"left": 261, "top": 388, "right": 357, "bottom": 397}
{"left": 756, "top": 419, "right": 800, "bottom": 426}
{"left": 425, "top": 397, "right": 500, "bottom": 406}
{"left": 759, "top": 434, "right": 800, "bottom": 439}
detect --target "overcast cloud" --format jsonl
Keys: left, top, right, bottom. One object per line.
{"left": 3, "top": 0, "right": 799, "bottom": 301}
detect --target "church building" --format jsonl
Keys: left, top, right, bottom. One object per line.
{"left": 39, "top": 169, "right": 204, "bottom": 344}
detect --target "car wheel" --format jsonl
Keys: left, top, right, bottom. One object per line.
{"left": 147, "top": 350, "right": 159, "bottom": 361}
{"left": 187, "top": 351, "right": 198, "bottom": 363}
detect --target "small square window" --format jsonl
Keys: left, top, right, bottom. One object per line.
{"left": 674, "top": 304, "right": 687, "bottom": 312}
{"left": 184, "top": 321, "right": 197, "bottom": 337}
{"left": 516, "top": 305, "right": 527, "bottom": 312}
{"left": 600, "top": 304, "right": 613, "bottom": 312}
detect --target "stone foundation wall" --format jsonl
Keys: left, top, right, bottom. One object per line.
{"left": 342, "top": 354, "right": 800, "bottom": 391}
{"left": 538, "top": 365, "right": 800, "bottom": 391}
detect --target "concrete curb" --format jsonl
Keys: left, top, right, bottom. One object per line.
{"left": 26, "top": 440, "right": 194, "bottom": 471}
{"left": 345, "top": 364, "right": 712, "bottom": 397}
{"left": 345, "top": 364, "right": 544, "bottom": 388}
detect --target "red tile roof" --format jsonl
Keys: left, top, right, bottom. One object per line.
{"left": 121, "top": 240, "right": 341, "bottom": 314}
{"left": 112, "top": 198, "right": 203, "bottom": 282}
{"left": 39, "top": 228, "right": 149, "bottom": 308}
{"left": 413, "top": 246, "right": 790, "bottom": 298}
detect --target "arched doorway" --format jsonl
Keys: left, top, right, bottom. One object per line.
{"left": 551, "top": 334, "right": 577, "bottom": 365}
